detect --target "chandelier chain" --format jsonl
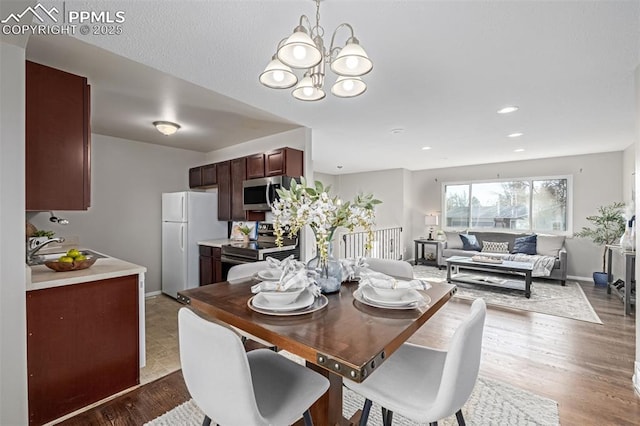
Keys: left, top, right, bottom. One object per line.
{"left": 312, "top": 0, "right": 325, "bottom": 41}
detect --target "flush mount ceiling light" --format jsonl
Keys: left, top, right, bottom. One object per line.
{"left": 260, "top": 0, "right": 372, "bottom": 101}
{"left": 497, "top": 106, "right": 519, "bottom": 114}
{"left": 153, "top": 121, "right": 181, "bottom": 136}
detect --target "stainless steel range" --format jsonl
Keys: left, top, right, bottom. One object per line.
{"left": 220, "top": 223, "right": 299, "bottom": 271}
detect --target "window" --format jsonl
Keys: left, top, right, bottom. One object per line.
{"left": 443, "top": 176, "right": 571, "bottom": 233}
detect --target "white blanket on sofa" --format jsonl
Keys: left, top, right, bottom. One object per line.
{"left": 503, "top": 254, "right": 556, "bottom": 277}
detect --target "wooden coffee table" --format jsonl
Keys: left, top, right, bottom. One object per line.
{"left": 446, "top": 256, "right": 534, "bottom": 298}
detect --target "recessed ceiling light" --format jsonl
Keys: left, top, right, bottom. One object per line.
{"left": 390, "top": 128, "right": 405, "bottom": 135}
{"left": 337, "top": 165, "right": 343, "bottom": 169}
{"left": 508, "top": 132, "right": 523, "bottom": 138}
{"left": 497, "top": 106, "right": 519, "bottom": 114}
{"left": 514, "top": 148, "right": 525, "bottom": 152}
{"left": 421, "top": 146, "right": 431, "bottom": 150}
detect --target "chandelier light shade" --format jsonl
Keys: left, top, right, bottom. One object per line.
{"left": 331, "top": 76, "right": 367, "bottom": 98}
{"left": 259, "top": 56, "right": 298, "bottom": 89}
{"left": 260, "top": 0, "right": 372, "bottom": 101}
{"left": 293, "top": 74, "right": 326, "bottom": 101}
{"left": 330, "top": 37, "right": 373, "bottom": 77}
{"left": 153, "top": 121, "right": 181, "bottom": 136}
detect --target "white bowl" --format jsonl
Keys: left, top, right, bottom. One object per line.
{"left": 370, "top": 286, "right": 412, "bottom": 301}
{"left": 259, "top": 287, "right": 305, "bottom": 305}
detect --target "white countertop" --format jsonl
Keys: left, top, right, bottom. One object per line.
{"left": 197, "top": 238, "right": 234, "bottom": 248}
{"left": 27, "top": 255, "right": 146, "bottom": 292}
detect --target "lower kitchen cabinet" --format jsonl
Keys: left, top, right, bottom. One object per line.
{"left": 199, "top": 245, "right": 222, "bottom": 285}
{"left": 26, "top": 275, "right": 139, "bottom": 426}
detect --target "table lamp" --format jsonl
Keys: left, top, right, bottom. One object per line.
{"left": 424, "top": 215, "right": 439, "bottom": 240}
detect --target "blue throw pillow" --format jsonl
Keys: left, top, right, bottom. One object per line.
{"left": 512, "top": 234, "right": 537, "bottom": 255}
{"left": 459, "top": 234, "right": 481, "bottom": 251}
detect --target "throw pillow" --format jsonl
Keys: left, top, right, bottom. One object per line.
{"left": 536, "top": 234, "right": 565, "bottom": 257}
{"left": 459, "top": 234, "right": 481, "bottom": 251}
{"left": 512, "top": 234, "right": 537, "bottom": 255}
{"left": 481, "top": 241, "right": 509, "bottom": 253}
{"left": 445, "top": 231, "right": 464, "bottom": 249}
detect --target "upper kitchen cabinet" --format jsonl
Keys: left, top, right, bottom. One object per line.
{"left": 230, "top": 157, "right": 246, "bottom": 221}
{"left": 265, "top": 147, "right": 303, "bottom": 177}
{"left": 26, "top": 61, "right": 91, "bottom": 211}
{"left": 246, "top": 153, "right": 265, "bottom": 179}
{"left": 189, "top": 164, "right": 217, "bottom": 189}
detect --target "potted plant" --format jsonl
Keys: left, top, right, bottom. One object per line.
{"left": 575, "top": 201, "right": 626, "bottom": 286}
{"left": 238, "top": 225, "right": 253, "bottom": 243}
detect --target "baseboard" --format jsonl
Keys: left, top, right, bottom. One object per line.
{"left": 567, "top": 275, "right": 592, "bottom": 282}
{"left": 634, "top": 361, "right": 640, "bottom": 396}
{"left": 145, "top": 290, "right": 162, "bottom": 298}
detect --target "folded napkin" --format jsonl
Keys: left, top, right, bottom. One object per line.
{"left": 339, "top": 257, "right": 368, "bottom": 282}
{"left": 266, "top": 255, "right": 305, "bottom": 271}
{"left": 358, "top": 270, "right": 430, "bottom": 291}
{"left": 251, "top": 268, "right": 321, "bottom": 297}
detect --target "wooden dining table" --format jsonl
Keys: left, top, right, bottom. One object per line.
{"left": 178, "top": 278, "right": 457, "bottom": 425}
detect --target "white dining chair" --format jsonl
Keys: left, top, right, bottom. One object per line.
{"left": 226, "top": 261, "right": 275, "bottom": 348}
{"left": 365, "top": 258, "right": 414, "bottom": 279}
{"left": 227, "top": 261, "right": 269, "bottom": 283}
{"left": 179, "top": 308, "right": 329, "bottom": 426}
{"left": 345, "top": 299, "right": 487, "bottom": 426}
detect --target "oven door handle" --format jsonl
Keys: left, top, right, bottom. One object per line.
{"left": 220, "top": 255, "right": 253, "bottom": 265}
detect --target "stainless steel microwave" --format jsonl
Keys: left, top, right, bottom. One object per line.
{"left": 242, "top": 176, "right": 298, "bottom": 211}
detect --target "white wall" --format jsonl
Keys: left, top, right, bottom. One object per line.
{"left": 0, "top": 41, "right": 28, "bottom": 425}
{"left": 622, "top": 144, "right": 635, "bottom": 210}
{"left": 204, "top": 127, "right": 306, "bottom": 163}
{"left": 29, "top": 134, "right": 204, "bottom": 294}
{"left": 411, "top": 152, "right": 623, "bottom": 278}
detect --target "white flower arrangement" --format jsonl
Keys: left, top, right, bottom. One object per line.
{"left": 272, "top": 178, "right": 381, "bottom": 262}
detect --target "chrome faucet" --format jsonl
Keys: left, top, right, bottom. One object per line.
{"left": 26, "top": 237, "right": 65, "bottom": 264}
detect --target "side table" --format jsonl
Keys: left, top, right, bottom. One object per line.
{"left": 414, "top": 239, "right": 439, "bottom": 267}
{"left": 606, "top": 245, "right": 636, "bottom": 315}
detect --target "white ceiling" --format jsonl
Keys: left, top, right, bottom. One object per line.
{"left": 24, "top": 0, "right": 640, "bottom": 174}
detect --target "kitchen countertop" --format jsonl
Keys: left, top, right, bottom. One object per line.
{"left": 197, "top": 238, "right": 235, "bottom": 248}
{"left": 27, "top": 253, "right": 146, "bottom": 292}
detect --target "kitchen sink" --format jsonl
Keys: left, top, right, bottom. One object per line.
{"left": 28, "top": 250, "right": 107, "bottom": 266}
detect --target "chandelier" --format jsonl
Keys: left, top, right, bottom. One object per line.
{"left": 259, "top": 0, "right": 373, "bottom": 101}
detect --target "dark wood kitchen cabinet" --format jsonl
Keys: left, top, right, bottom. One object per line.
{"left": 26, "top": 275, "right": 139, "bottom": 425}
{"left": 199, "top": 245, "right": 222, "bottom": 285}
{"left": 189, "top": 164, "right": 217, "bottom": 189}
{"left": 246, "top": 153, "right": 266, "bottom": 179}
{"left": 189, "top": 166, "right": 202, "bottom": 188}
{"left": 265, "top": 147, "right": 303, "bottom": 177}
{"left": 26, "top": 61, "right": 91, "bottom": 211}
{"left": 217, "top": 160, "right": 232, "bottom": 220}
{"left": 231, "top": 157, "right": 247, "bottom": 220}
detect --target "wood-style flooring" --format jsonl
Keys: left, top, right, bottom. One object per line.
{"left": 59, "top": 282, "right": 639, "bottom": 426}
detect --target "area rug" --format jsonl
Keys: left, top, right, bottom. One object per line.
{"left": 413, "top": 265, "right": 602, "bottom": 324}
{"left": 145, "top": 376, "right": 560, "bottom": 426}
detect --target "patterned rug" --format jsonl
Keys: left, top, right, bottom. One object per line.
{"left": 146, "top": 376, "right": 559, "bottom": 425}
{"left": 413, "top": 265, "right": 602, "bottom": 324}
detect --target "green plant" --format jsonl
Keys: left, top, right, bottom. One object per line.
{"left": 238, "top": 225, "right": 252, "bottom": 235}
{"left": 32, "top": 230, "right": 55, "bottom": 238}
{"left": 575, "top": 201, "right": 626, "bottom": 272}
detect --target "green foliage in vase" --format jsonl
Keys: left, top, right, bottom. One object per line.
{"left": 575, "top": 201, "right": 626, "bottom": 272}
{"left": 272, "top": 178, "right": 381, "bottom": 262}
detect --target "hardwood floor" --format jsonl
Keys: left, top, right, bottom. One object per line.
{"left": 59, "top": 282, "right": 638, "bottom": 426}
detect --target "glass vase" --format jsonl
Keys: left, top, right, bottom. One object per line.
{"left": 307, "top": 240, "right": 342, "bottom": 294}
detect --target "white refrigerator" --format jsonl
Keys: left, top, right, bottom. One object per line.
{"left": 162, "top": 191, "right": 227, "bottom": 298}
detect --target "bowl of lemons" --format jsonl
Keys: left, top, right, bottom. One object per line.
{"left": 44, "top": 248, "right": 97, "bottom": 272}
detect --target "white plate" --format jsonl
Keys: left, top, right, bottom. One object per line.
{"left": 354, "top": 288, "right": 430, "bottom": 310}
{"left": 362, "top": 286, "right": 424, "bottom": 306}
{"left": 248, "top": 294, "right": 329, "bottom": 317}
{"left": 251, "top": 288, "right": 315, "bottom": 312}
{"left": 257, "top": 269, "right": 283, "bottom": 281}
